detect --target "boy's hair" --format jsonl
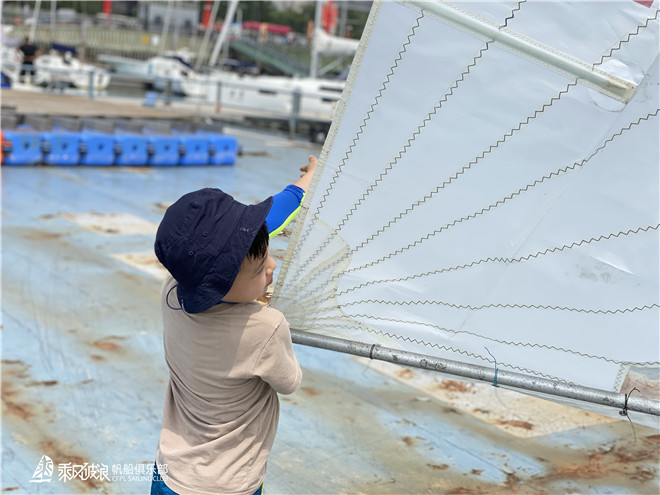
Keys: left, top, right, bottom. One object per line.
{"left": 247, "top": 223, "right": 269, "bottom": 261}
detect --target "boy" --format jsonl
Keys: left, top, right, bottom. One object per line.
{"left": 152, "top": 156, "right": 318, "bottom": 495}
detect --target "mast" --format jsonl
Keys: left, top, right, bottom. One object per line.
{"left": 158, "top": 0, "right": 173, "bottom": 55}
{"left": 209, "top": 0, "right": 239, "bottom": 68}
{"left": 309, "top": 0, "right": 323, "bottom": 77}
{"left": 195, "top": 0, "right": 220, "bottom": 70}
{"left": 29, "top": 0, "right": 42, "bottom": 42}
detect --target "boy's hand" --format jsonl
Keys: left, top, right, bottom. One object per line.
{"left": 295, "top": 155, "right": 318, "bottom": 191}
{"left": 299, "top": 155, "right": 318, "bottom": 177}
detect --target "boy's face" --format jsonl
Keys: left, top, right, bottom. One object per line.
{"left": 222, "top": 250, "right": 277, "bottom": 303}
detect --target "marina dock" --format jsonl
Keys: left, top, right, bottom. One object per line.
{"left": 2, "top": 88, "right": 658, "bottom": 493}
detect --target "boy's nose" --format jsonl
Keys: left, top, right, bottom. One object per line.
{"left": 267, "top": 256, "right": 276, "bottom": 273}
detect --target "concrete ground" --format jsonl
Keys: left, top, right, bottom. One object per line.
{"left": 2, "top": 120, "right": 659, "bottom": 494}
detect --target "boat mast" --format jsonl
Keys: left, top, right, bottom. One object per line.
{"left": 158, "top": 0, "right": 173, "bottom": 56}
{"left": 195, "top": 0, "right": 221, "bottom": 70}
{"left": 209, "top": 0, "right": 239, "bottom": 68}
{"left": 309, "top": 0, "right": 323, "bottom": 78}
{"left": 29, "top": 0, "right": 42, "bottom": 42}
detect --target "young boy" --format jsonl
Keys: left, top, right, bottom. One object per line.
{"left": 152, "top": 156, "right": 318, "bottom": 495}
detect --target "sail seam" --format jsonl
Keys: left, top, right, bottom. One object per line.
{"left": 295, "top": 41, "right": 492, "bottom": 274}
{"left": 344, "top": 110, "right": 660, "bottom": 273}
{"left": 294, "top": 2, "right": 531, "bottom": 274}
{"left": 328, "top": 225, "right": 660, "bottom": 299}
{"left": 596, "top": 7, "right": 660, "bottom": 65}
{"left": 321, "top": 314, "right": 660, "bottom": 366}
{"left": 291, "top": 10, "right": 425, "bottom": 264}
{"left": 288, "top": 12, "right": 657, "bottom": 301}
{"left": 339, "top": 299, "right": 659, "bottom": 315}
{"left": 343, "top": 13, "right": 658, "bottom": 261}
{"left": 500, "top": 0, "right": 526, "bottom": 29}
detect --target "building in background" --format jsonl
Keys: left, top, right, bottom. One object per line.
{"left": 137, "top": 2, "right": 199, "bottom": 35}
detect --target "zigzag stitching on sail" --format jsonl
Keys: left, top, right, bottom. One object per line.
{"left": 501, "top": 0, "right": 526, "bottom": 29}
{"left": 307, "top": 319, "right": 569, "bottom": 382}
{"left": 294, "top": 3, "right": 533, "bottom": 273}
{"left": 291, "top": 10, "right": 425, "bottom": 262}
{"left": 348, "top": 2, "right": 660, "bottom": 256}
{"left": 294, "top": 41, "right": 492, "bottom": 274}
{"left": 348, "top": 80, "right": 580, "bottom": 256}
{"left": 329, "top": 225, "right": 660, "bottom": 299}
{"left": 295, "top": 224, "right": 658, "bottom": 311}
{"left": 338, "top": 314, "right": 660, "bottom": 366}
{"left": 595, "top": 7, "right": 660, "bottom": 65}
{"left": 344, "top": 109, "right": 660, "bottom": 273}
{"left": 291, "top": 15, "right": 657, "bottom": 302}
{"left": 340, "top": 299, "right": 659, "bottom": 315}
{"left": 293, "top": 79, "right": 580, "bottom": 300}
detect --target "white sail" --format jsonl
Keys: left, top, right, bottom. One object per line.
{"left": 273, "top": 0, "right": 660, "bottom": 424}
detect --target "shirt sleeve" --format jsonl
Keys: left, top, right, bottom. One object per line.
{"left": 253, "top": 317, "right": 302, "bottom": 395}
{"left": 265, "top": 184, "right": 305, "bottom": 238}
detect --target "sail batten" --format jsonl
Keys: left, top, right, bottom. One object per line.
{"left": 404, "top": 0, "right": 639, "bottom": 102}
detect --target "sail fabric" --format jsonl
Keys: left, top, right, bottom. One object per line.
{"left": 273, "top": 1, "right": 659, "bottom": 408}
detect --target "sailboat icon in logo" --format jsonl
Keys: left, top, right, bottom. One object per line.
{"left": 29, "top": 455, "right": 54, "bottom": 483}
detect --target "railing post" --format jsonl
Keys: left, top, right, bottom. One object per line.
{"left": 215, "top": 80, "right": 223, "bottom": 113}
{"left": 88, "top": 69, "right": 95, "bottom": 99}
{"left": 164, "top": 79, "right": 172, "bottom": 106}
{"left": 289, "top": 88, "right": 302, "bottom": 140}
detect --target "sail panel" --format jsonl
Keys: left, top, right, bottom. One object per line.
{"left": 274, "top": 0, "right": 660, "bottom": 421}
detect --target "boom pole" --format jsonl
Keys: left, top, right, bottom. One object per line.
{"left": 291, "top": 329, "right": 660, "bottom": 418}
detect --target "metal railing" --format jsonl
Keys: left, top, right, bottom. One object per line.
{"left": 3, "top": 63, "right": 341, "bottom": 140}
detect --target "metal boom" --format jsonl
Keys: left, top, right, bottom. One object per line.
{"left": 291, "top": 329, "right": 660, "bottom": 418}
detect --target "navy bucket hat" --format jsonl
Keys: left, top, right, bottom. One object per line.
{"left": 155, "top": 188, "right": 273, "bottom": 313}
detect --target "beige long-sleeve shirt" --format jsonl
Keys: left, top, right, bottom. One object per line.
{"left": 156, "top": 275, "right": 302, "bottom": 495}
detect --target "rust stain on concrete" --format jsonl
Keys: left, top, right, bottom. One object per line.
{"left": 395, "top": 368, "right": 416, "bottom": 380}
{"left": 300, "top": 386, "right": 322, "bottom": 396}
{"left": 497, "top": 419, "right": 535, "bottom": 431}
{"left": 434, "top": 379, "right": 473, "bottom": 393}
{"left": 91, "top": 336, "right": 126, "bottom": 352}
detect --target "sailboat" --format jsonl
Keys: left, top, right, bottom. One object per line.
{"left": 273, "top": 0, "right": 660, "bottom": 426}
{"left": 179, "top": 0, "right": 348, "bottom": 119}
{"left": 34, "top": 49, "right": 112, "bottom": 91}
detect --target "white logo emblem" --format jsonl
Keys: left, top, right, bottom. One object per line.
{"left": 29, "top": 455, "right": 54, "bottom": 483}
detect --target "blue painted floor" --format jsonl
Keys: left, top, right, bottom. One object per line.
{"left": 2, "top": 127, "right": 658, "bottom": 494}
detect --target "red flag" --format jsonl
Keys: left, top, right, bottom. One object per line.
{"left": 322, "top": 0, "right": 338, "bottom": 34}
{"left": 202, "top": 1, "right": 212, "bottom": 27}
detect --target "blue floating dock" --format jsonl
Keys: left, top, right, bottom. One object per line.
{"left": 2, "top": 120, "right": 238, "bottom": 167}
{"left": 1, "top": 130, "right": 42, "bottom": 165}
{"left": 175, "top": 133, "right": 210, "bottom": 166}
{"left": 146, "top": 135, "right": 180, "bottom": 166}
{"left": 40, "top": 131, "right": 81, "bottom": 166}
{"left": 79, "top": 132, "right": 115, "bottom": 166}
{"left": 114, "top": 133, "right": 149, "bottom": 166}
